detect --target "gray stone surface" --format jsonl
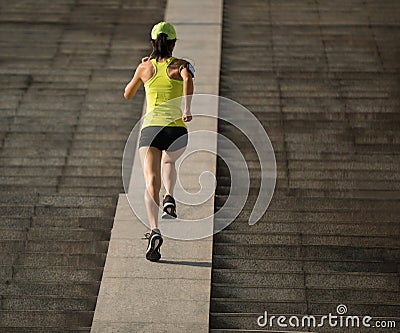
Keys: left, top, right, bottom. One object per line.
{"left": 0, "top": 0, "right": 166, "bottom": 331}
{"left": 92, "top": 0, "right": 223, "bottom": 330}
{"left": 210, "top": 0, "right": 400, "bottom": 332}
{"left": 1, "top": 0, "right": 399, "bottom": 331}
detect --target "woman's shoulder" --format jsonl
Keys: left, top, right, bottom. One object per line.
{"left": 139, "top": 57, "right": 154, "bottom": 67}
{"left": 170, "top": 58, "right": 191, "bottom": 67}
{"left": 137, "top": 58, "right": 155, "bottom": 74}
{"left": 136, "top": 58, "right": 156, "bottom": 83}
{"left": 171, "top": 58, "right": 195, "bottom": 78}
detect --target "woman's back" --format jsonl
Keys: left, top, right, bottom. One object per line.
{"left": 142, "top": 57, "right": 186, "bottom": 129}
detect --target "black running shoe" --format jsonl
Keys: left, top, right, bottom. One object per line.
{"left": 145, "top": 229, "right": 163, "bottom": 262}
{"left": 162, "top": 194, "right": 177, "bottom": 219}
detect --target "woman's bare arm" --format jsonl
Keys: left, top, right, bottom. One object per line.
{"left": 181, "top": 68, "right": 193, "bottom": 122}
{"left": 124, "top": 64, "right": 144, "bottom": 99}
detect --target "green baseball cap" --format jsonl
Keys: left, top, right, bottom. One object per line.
{"left": 151, "top": 21, "right": 177, "bottom": 40}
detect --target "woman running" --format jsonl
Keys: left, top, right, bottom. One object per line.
{"left": 124, "top": 22, "right": 194, "bottom": 262}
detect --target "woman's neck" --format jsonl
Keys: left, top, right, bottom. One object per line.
{"left": 156, "top": 55, "right": 172, "bottom": 62}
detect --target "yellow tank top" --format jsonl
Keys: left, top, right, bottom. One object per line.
{"left": 142, "top": 57, "right": 186, "bottom": 129}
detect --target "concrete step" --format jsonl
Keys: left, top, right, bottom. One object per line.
{"left": 0, "top": 185, "right": 54, "bottom": 194}
{"left": 57, "top": 186, "right": 124, "bottom": 196}
{"left": 20, "top": 95, "right": 84, "bottom": 107}
{"left": 0, "top": 193, "right": 116, "bottom": 207}
{"left": 0, "top": 182, "right": 118, "bottom": 197}
{"left": 75, "top": 117, "right": 133, "bottom": 127}
{"left": 0, "top": 281, "right": 100, "bottom": 297}
{"left": 1, "top": 295, "right": 97, "bottom": 311}
{"left": 299, "top": 170, "right": 399, "bottom": 181}
{"left": 0, "top": 176, "right": 58, "bottom": 187}
{"left": 239, "top": 210, "right": 399, "bottom": 223}
{"left": 211, "top": 283, "right": 400, "bottom": 304}
{"left": 289, "top": 159, "right": 400, "bottom": 171}
{"left": 0, "top": 252, "right": 16, "bottom": 265}
{"left": 3, "top": 133, "right": 74, "bottom": 143}
{"left": 286, "top": 189, "right": 400, "bottom": 200}
{"left": 4, "top": 252, "right": 106, "bottom": 267}
{"left": 0, "top": 166, "right": 63, "bottom": 177}
{"left": 65, "top": 157, "right": 121, "bottom": 167}
{"left": 212, "top": 256, "right": 399, "bottom": 273}
{"left": 37, "top": 195, "right": 117, "bottom": 207}
{"left": 216, "top": 185, "right": 282, "bottom": 197}
{"left": 4, "top": 121, "right": 78, "bottom": 135}
{"left": 0, "top": 157, "right": 66, "bottom": 167}
{"left": 212, "top": 243, "right": 400, "bottom": 261}
{"left": 287, "top": 151, "right": 400, "bottom": 161}
{"left": 308, "top": 288, "right": 400, "bottom": 304}
{"left": 68, "top": 148, "right": 125, "bottom": 158}
{"left": 211, "top": 270, "right": 304, "bottom": 288}
{"left": 0, "top": 310, "right": 93, "bottom": 328}
{"left": 211, "top": 283, "right": 305, "bottom": 302}
{"left": 212, "top": 270, "right": 399, "bottom": 290}
{"left": 31, "top": 216, "right": 113, "bottom": 229}
{"left": 209, "top": 313, "right": 399, "bottom": 331}
{"left": 0, "top": 266, "right": 12, "bottom": 282}
{"left": 0, "top": 240, "right": 25, "bottom": 253}
{"left": 310, "top": 302, "right": 400, "bottom": 317}
{"left": 75, "top": 123, "right": 134, "bottom": 134}
{"left": 0, "top": 167, "right": 102, "bottom": 182}
{"left": 0, "top": 328, "right": 90, "bottom": 333}
{"left": 10, "top": 266, "right": 103, "bottom": 283}
{"left": 214, "top": 231, "right": 399, "bottom": 248}
{"left": 71, "top": 140, "right": 126, "bottom": 150}
{"left": 34, "top": 206, "right": 116, "bottom": 218}
{"left": 73, "top": 132, "right": 131, "bottom": 142}
{"left": 25, "top": 240, "right": 109, "bottom": 254}
{"left": 214, "top": 196, "right": 398, "bottom": 213}
{"left": 210, "top": 299, "right": 307, "bottom": 314}
{"left": 215, "top": 206, "right": 400, "bottom": 225}
{"left": 222, "top": 220, "right": 399, "bottom": 237}
{"left": 23, "top": 88, "right": 86, "bottom": 97}
{"left": 0, "top": 138, "right": 68, "bottom": 154}
{"left": 0, "top": 228, "right": 27, "bottom": 240}
{"left": 0, "top": 192, "right": 38, "bottom": 205}
{"left": 289, "top": 179, "right": 400, "bottom": 191}
{"left": 215, "top": 194, "right": 400, "bottom": 212}
{"left": 64, "top": 166, "right": 121, "bottom": 177}
{"left": 26, "top": 228, "right": 111, "bottom": 241}
{"left": 8, "top": 123, "right": 76, "bottom": 133}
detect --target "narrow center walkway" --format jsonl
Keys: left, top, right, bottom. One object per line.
{"left": 91, "top": 0, "right": 222, "bottom": 331}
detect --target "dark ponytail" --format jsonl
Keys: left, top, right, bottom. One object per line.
{"left": 151, "top": 33, "right": 176, "bottom": 60}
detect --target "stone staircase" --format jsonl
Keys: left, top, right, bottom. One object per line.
{"left": 209, "top": 0, "right": 400, "bottom": 332}
{"left": 0, "top": 0, "right": 166, "bottom": 331}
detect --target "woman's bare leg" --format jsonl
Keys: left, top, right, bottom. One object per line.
{"left": 161, "top": 147, "right": 186, "bottom": 196}
{"left": 139, "top": 146, "right": 162, "bottom": 230}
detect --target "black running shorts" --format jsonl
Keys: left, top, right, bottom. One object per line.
{"left": 139, "top": 126, "right": 188, "bottom": 151}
